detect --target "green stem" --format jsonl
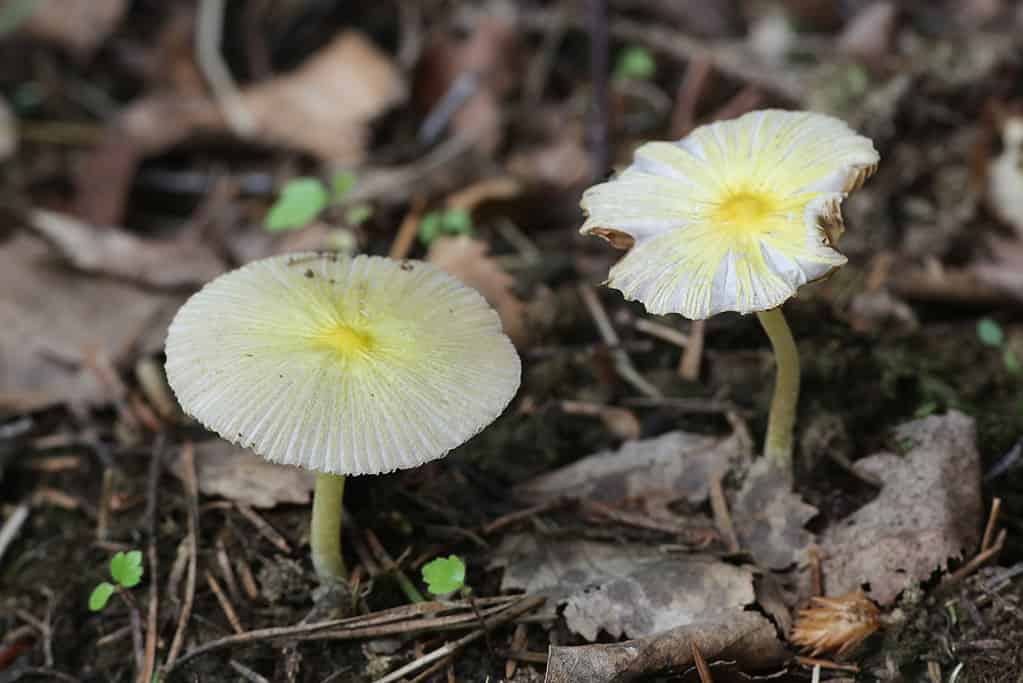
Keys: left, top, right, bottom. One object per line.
{"left": 311, "top": 473, "right": 348, "bottom": 581}
{"left": 755, "top": 307, "right": 800, "bottom": 474}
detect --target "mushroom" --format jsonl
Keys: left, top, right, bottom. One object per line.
{"left": 580, "top": 109, "right": 878, "bottom": 478}
{"left": 165, "top": 252, "right": 521, "bottom": 582}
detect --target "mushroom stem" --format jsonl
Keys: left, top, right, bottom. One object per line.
{"left": 311, "top": 472, "right": 348, "bottom": 581}
{"left": 756, "top": 306, "right": 800, "bottom": 476}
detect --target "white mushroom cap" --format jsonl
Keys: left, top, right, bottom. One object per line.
{"left": 165, "top": 253, "right": 521, "bottom": 476}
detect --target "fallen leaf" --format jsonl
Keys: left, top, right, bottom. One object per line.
{"left": 19, "top": 0, "right": 127, "bottom": 56}
{"left": 174, "top": 440, "right": 314, "bottom": 509}
{"left": 731, "top": 458, "right": 818, "bottom": 571}
{"left": 28, "top": 209, "right": 225, "bottom": 288}
{"left": 820, "top": 411, "right": 982, "bottom": 605}
{"left": 0, "top": 234, "right": 180, "bottom": 410}
{"left": 495, "top": 534, "right": 755, "bottom": 640}
{"left": 515, "top": 429, "right": 750, "bottom": 507}
{"left": 74, "top": 31, "right": 404, "bottom": 226}
{"left": 428, "top": 235, "right": 528, "bottom": 347}
{"left": 545, "top": 610, "right": 787, "bottom": 683}
{"left": 240, "top": 31, "right": 406, "bottom": 162}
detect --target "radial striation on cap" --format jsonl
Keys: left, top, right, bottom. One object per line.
{"left": 580, "top": 109, "right": 879, "bottom": 319}
{"left": 166, "top": 253, "right": 521, "bottom": 475}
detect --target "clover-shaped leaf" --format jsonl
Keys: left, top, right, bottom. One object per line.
{"left": 89, "top": 582, "right": 116, "bottom": 612}
{"left": 110, "top": 550, "right": 144, "bottom": 588}
{"left": 421, "top": 555, "right": 466, "bottom": 595}
{"left": 265, "top": 177, "right": 329, "bottom": 232}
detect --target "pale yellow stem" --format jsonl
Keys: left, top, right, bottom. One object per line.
{"left": 311, "top": 473, "right": 348, "bottom": 581}
{"left": 756, "top": 306, "right": 800, "bottom": 474}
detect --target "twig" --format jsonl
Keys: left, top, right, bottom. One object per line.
{"left": 691, "top": 643, "right": 713, "bottom": 683}
{"left": 498, "top": 649, "right": 548, "bottom": 664}
{"left": 374, "top": 596, "right": 545, "bottom": 683}
{"left": 808, "top": 545, "right": 824, "bottom": 598}
{"left": 207, "top": 571, "right": 245, "bottom": 634}
{"left": 165, "top": 596, "right": 526, "bottom": 674}
{"left": 981, "top": 497, "right": 1002, "bottom": 552}
{"left": 482, "top": 498, "right": 574, "bottom": 535}
{"left": 139, "top": 435, "right": 163, "bottom": 683}
{"left": 130, "top": 605, "right": 144, "bottom": 674}
{"left": 578, "top": 284, "right": 662, "bottom": 399}
{"left": 708, "top": 471, "right": 740, "bottom": 554}
{"left": 11, "top": 667, "right": 81, "bottom": 683}
{"left": 943, "top": 530, "right": 1007, "bottom": 587}
{"left": 407, "top": 653, "right": 453, "bottom": 683}
{"left": 389, "top": 197, "right": 427, "bottom": 260}
{"left": 795, "top": 656, "right": 860, "bottom": 672}
{"left": 632, "top": 317, "right": 689, "bottom": 348}
{"left": 164, "top": 442, "right": 199, "bottom": 670}
{"left": 678, "top": 319, "right": 705, "bottom": 380}
{"left": 197, "top": 0, "right": 256, "bottom": 136}
{"left": 670, "top": 58, "right": 713, "bottom": 137}
{"left": 236, "top": 503, "right": 292, "bottom": 553}
{"left": 96, "top": 467, "right": 114, "bottom": 541}
{"left": 215, "top": 534, "right": 242, "bottom": 604}
{"left": 230, "top": 659, "right": 271, "bottom": 683}
{"left": 364, "top": 529, "right": 426, "bottom": 603}
{"left": 505, "top": 623, "right": 528, "bottom": 679}
{"left": 0, "top": 502, "right": 29, "bottom": 565}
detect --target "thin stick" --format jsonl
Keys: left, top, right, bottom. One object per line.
{"left": 374, "top": 597, "right": 545, "bottom": 683}
{"left": 795, "top": 656, "right": 860, "bottom": 672}
{"left": 578, "top": 284, "right": 662, "bottom": 399}
{"left": 505, "top": 623, "right": 527, "bottom": 679}
{"left": 389, "top": 197, "right": 426, "bottom": 260}
{"left": 207, "top": 571, "right": 245, "bottom": 634}
{"left": 708, "top": 471, "right": 740, "bottom": 554}
{"left": 943, "top": 529, "right": 1007, "bottom": 587}
{"left": 365, "top": 529, "right": 425, "bottom": 603}
{"left": 230, "top": 659, "right": 271, "bottom": 683}
{"left": 236, "top": 503, "right": 292, "bottom": 553}
{"left": 632, "top": 318, "right": 689, "bottom": 348}
{"left": 139, "top": 437, "right": 163, "bottom": 683}
{"left": 165, "top": 442, "right": 199, "bottom": 670}
{"left": 678, "top": 319, "right": 705, "bottom": 380}
{"left": 0, "top": 503, "right": 29, "bottom": 565}
{"left": 482, "top": 498, "right": 572, "bottom": 535}
{"left": 587, "top": 0, "right": 610, "bottom": 181}
{"left": 691, "top": 643, "right": 713, "bottom": 683}
{"left": 197, "top": 0, "right": 256, "bottom": 135}
{"left": 808, "top": 545, "right": 824, "bottom": 597}
{"left": 670, "top": 58, "right": 713, "bottom": 137}
{"left": 981, "top": 497, "right": 1002, "bottom": 552}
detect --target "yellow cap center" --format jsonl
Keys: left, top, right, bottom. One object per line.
{"left": 312, "top": 323, "right": 376, "bottom": 360}
{"left": 714, "top": 191, "right": 776, "bottom": 234}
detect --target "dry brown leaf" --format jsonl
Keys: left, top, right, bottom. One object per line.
{"left": 495, "top": 534, "right": 755, "bottom": 640}
{"left": 18, "top": 0, "right": 127, "bottom": 56}
{"left": 731, "top": 458, "right": 818, "bottom": 571}
{"left": 820, "top": 411, "right": 982, "bottom": 605}
{"left": 427, "top": 235, "right": 528, "bottom": 347}
{"left": 28, "top": 210, "right": 225, "bottom": 289}
{"left": 74, "top": 31, "right": 404, "bottom": 226}
{"left": 515, "top": 429, "right": 750, "bottom": 507}
{"left": 0, "top": 234, "right": 181, "bottom": 410}
{"left": 173, "top": 441, "right": 314, "bottom": 509}
{"left": 240, "top": 31, "right": 406, "bottom": 162}
{"left": 545, "top": 610, "right": 787, "bottom": 683}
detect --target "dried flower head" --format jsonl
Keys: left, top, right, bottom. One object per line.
{"left": 165, "top": 252, "right": 520, "bottom": 476}
{"left": 580, "top": 109, "right": 879, "bottom": 319}
{"left": 791, "top": 590, "right": 882, "bottom": 657}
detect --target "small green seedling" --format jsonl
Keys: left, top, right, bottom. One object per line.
{"left": 90, "top": 550, "right": 144, "bottom": 612}
{"left": 977, "top": 318, "right": 1021, "bottom": 375}
{"left": 421, "top": 555, "right": 466, "bottom": 597}
{"left": 265, "top": 170, "right": 365, "bottom": 232}
{"left": 418, "top": 209, "right": 473, "bottom": 246}
{"left": 613, "top": 45, "right": 656, "bottom": 82}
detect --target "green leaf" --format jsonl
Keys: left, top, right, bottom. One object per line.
{"left": 977, "top": 318, "right": 1004, "bottom": 348}
{"left": 418, "top": 211, "right": 444, "bottom": 246}
{"left": 265, "top": 177, "right": 329, "bottom": 232}
{"left": 110, "top": 550, "right": 144, "bottom": 588}
{"left": 613, "top": 46, "right": 656, "bottom": 81}
{"left": 421, "top": 555, "right": 466, "bottom": 595}
{"left": 344, "top": 203, "right": 373, "bottom": 226}
{"left": 914, "top": 400, "right": 937, "bottom": 418}
{"left": 441, "top": 208, "right": 473, "bottom": 235}
{"left": 89, "top": 582, "right": 116, "bottom": 612}
{"left": 330, "top": 170, "right": 357, "bottom": 201}
{"left": 1004, "top": 348, "right": 1021, "bottom": 375}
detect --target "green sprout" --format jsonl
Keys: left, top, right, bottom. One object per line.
{"left": 418, "top": 209, "right": 473, "bottom": 246}
{"left": 977, "top": 318, "right": 1021, "bottom": 375}
{"left": 421, "top": 555, "right": 466, "bottom": 596}
{"left": 613, "top": 45, "right": 656, "bottom": 82}
{"left": 89, "top": 550, "right": 144, "bottom": 612}
{"left": 265, "top": 170, "right": 365, "bottom": 233}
